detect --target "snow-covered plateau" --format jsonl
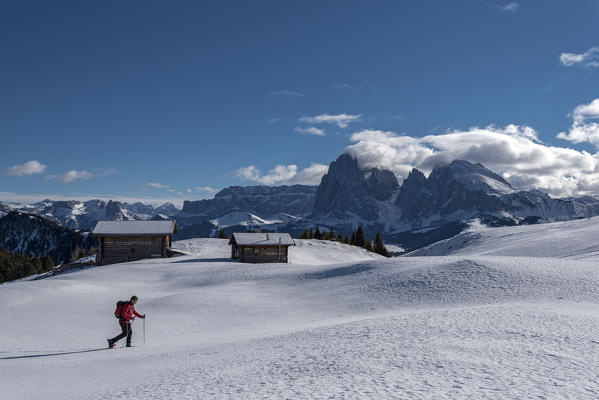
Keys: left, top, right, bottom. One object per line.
{"left": 2, "top": 219, "right": 599, "bottom": 399}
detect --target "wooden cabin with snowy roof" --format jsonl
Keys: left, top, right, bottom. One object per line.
{"left": 91, "top": 220, "right": 177, "bottom": 265}
{"left": 229, "top": 232, "right": 295, "bottom": 263}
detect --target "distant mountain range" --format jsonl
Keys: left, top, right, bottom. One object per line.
{"left": 3, "top": 153, "right": 599, "bottom": 255}
{"left": 0, "top": 199, "right": 179, "bottom": 230}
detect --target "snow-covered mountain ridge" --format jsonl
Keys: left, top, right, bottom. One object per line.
{"left": 4, "top": 154, "right": 599, "bottom": 251}
{"left": 11, "top": 199, "right": 179, "bottom": 230}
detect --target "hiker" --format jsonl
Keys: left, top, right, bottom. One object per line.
{"left": 108, "top": 295, "right": 145, "bottom": 348}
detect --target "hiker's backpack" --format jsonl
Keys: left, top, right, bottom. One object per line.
{"left": 114, "top": 300, "right": 127, "bottom": 319}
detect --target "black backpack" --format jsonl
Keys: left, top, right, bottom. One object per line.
{"left": 114, "top": 300, "right": 127, "bottom": 319}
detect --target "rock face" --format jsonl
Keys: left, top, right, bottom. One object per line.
{"left": 367, "top": 168, "right": 400, "bottom": 201}
{"left": 0, "top": 201, "right": 12, "bottom": 217}
{"left": 396, "top": 160, "right": 516, "bottom": 224}
{"left": 105, "top": 201, "right": 129, "bottom": 221}
{"left": 181, "top": 185, "right": 317, "bottom": 219}
{"left": 312, "top": 154, "right": 399, "bottom": 221}
{"left": 395, "top": 159, "right": 599, "bottom": 227}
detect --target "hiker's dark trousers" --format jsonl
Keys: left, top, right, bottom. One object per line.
{"left": 110, "top": 322, "right": 132, "bottom": 345}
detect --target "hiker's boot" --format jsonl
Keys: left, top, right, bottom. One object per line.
{"left": 107, "top": 339, "right": 116, "bottom": 349}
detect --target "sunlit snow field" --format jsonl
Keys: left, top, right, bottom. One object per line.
{"left": 2, "top": 219, "right": 599, "bottom": 399}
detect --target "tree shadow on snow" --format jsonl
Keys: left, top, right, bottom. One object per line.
{"left": 299, "top": 265, "right": 375, "bottom": 280}
{"left": 0, "top": 348, "right": 107, "bottom": 360}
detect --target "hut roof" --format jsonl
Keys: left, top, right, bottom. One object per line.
{"left": 91, "top": 220, "right": 177, "bottom": 236}
{"left": 229, "top": 232, "right": 295, "bottom": 246}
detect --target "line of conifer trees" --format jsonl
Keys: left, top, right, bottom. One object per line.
{"left": 0, "top": 248, "right": 55, "bottom": 283}
{"left": 298, "top": 225, "right": 389, "bottom": 257}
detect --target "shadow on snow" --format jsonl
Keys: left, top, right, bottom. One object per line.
{"left": 0, "top": 348, "right": 107, "bottom": 360}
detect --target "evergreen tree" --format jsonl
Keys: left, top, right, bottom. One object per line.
{"left": 299, "top": 229, "right": 309, "bottom": 239}
{"left": 308, "top": 227, "right": 314, "bottom": 239}
{"left": 354, "top": 225, "right": 366, "bottom": 248}
{"left": 314, "top": 226, "right": 322, "bottom": 240}
{"left": 0, "top": 249, "right": 47, "bottom": 282}
{"left": 71, "top": 245, "right": 82, "bottom": 262}
{"left": 40, "top": 255, "right": 55, "bottom": 272}
{"left": 321, "top": 231, "right": 330, "bottom": 240}
{"left": 350, "top": 232, "right": 356, "bottom": 246}
{"left": 364, "top": 239, "right": 373, "bottom": 252}
{"left": 33, "top": 257, "right": 43, "bottom": 273}
{"left": 337, "top": 234, "right": 343, "bottom": 242}
{"left": 218, "top": 228, "right": 228, "bottom": 239}
{"left": 344, "top": 235, "right": 350, "bottom": 244}
{"left": 329, "top": 227, "right": 336, "bottom": 240}
{"left": 373, "top": 232, "right": 389, "bottom": 257}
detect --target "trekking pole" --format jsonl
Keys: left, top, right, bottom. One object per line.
{"left": 143, "top": 317, "right": 146, "bottom": 347}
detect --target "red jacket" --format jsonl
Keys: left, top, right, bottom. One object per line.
{"left": 120, "top": 303, "right": 143, "bottom": 323}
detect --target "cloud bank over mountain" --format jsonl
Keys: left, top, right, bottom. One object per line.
{"left": 344, "top": 122, "right": 599, "bottom": 197}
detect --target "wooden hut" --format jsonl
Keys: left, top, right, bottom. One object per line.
{"left": 229, "top": 232, "right": 295, "bottom": 263}
{"left": 91, "top": 220, "right": 177, "bottom": 266}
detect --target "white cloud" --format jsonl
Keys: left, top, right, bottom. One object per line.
{"left": 196, "top": 186, "right": 218, "bottom": 194}
{"left": 271, "top": 90, "right": 304, "bottom": 98}
{"left": 47, "top": 168, "right": 116, "bottom": 184}
{"left": 500, "top": 2, "right": 519, "bottom": 13}
{"left": 559, "top": 47, "right": 599, "bottom": 67}
{"left": 294, "top": 126, "right": 325, "bottom": 136}
{"left": 235, "top": 163, "right": 328, "bottom": 185}
{"left": 344, "top": 125, "right": 599, "bottom": 197}
{"left": 573, "top": 98, "right": 599, "bottom": 119}
{"left": 147, "top": 182, "right": 170, "bottom": 189}
{"left": 299, "top": 113, "right": 361, "bottom": 128}
{"left": 4, "top": 160, "right": 47, "bottom": 176}
{"left": 557, "top": 99, "right": 599, "bottom": 147}
{"left": 59, "top": 170, "right": 94, "bottom": 183}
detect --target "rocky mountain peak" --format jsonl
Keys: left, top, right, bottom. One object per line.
{"left": 429, "top": 159, "right": 515, "bottom": 195}
{"left": 0, "top": 201, "right": 12, "bottom": 217}
{"left": 396, "top": 168, "right": 428, "bottom": 214}
{"left": 312, "top": 154, "right": 399, "bottom": 221}
{"left": 105, "top": 200, "right": 128, "bottom": 220}
{"left": 366, "top": 168, "right": 400, "bottom": 201}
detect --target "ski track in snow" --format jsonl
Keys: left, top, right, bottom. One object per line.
{"left": 3, "top": 218, "right": 599, "bottom": 399}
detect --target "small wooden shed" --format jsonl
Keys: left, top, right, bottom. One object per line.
{"left": 229, "top": 232, "right": 295, "bottom": 263}
{"left": 91, "top": 220, "right": 177, "bottom": 266}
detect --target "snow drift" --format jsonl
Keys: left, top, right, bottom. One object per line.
{"left": 2, "top": 222, "right": 599, "bottom": 399}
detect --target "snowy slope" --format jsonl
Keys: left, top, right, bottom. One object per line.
{"left": 408, "top": 216, "right": 599, "bottom": 259}
{"left": 209, "top": 211, "right": 281, "bottom": 229}
{"left": 2, "top": 236, "right": 599, "bottom": 399}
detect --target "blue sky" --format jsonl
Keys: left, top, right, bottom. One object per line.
{"left": 1, "top": 1, "right": 599, "bottom": 206}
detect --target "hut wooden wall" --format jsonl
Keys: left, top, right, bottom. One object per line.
{"left": 98, "top": 235, "right": 168, "bottom": 265}
{"left": 237, "top": 245, "right": 289, "bottom": 263}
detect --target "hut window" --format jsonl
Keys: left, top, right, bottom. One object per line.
{"left": 254, "top": 248, "right": 259, "bottom": 254}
